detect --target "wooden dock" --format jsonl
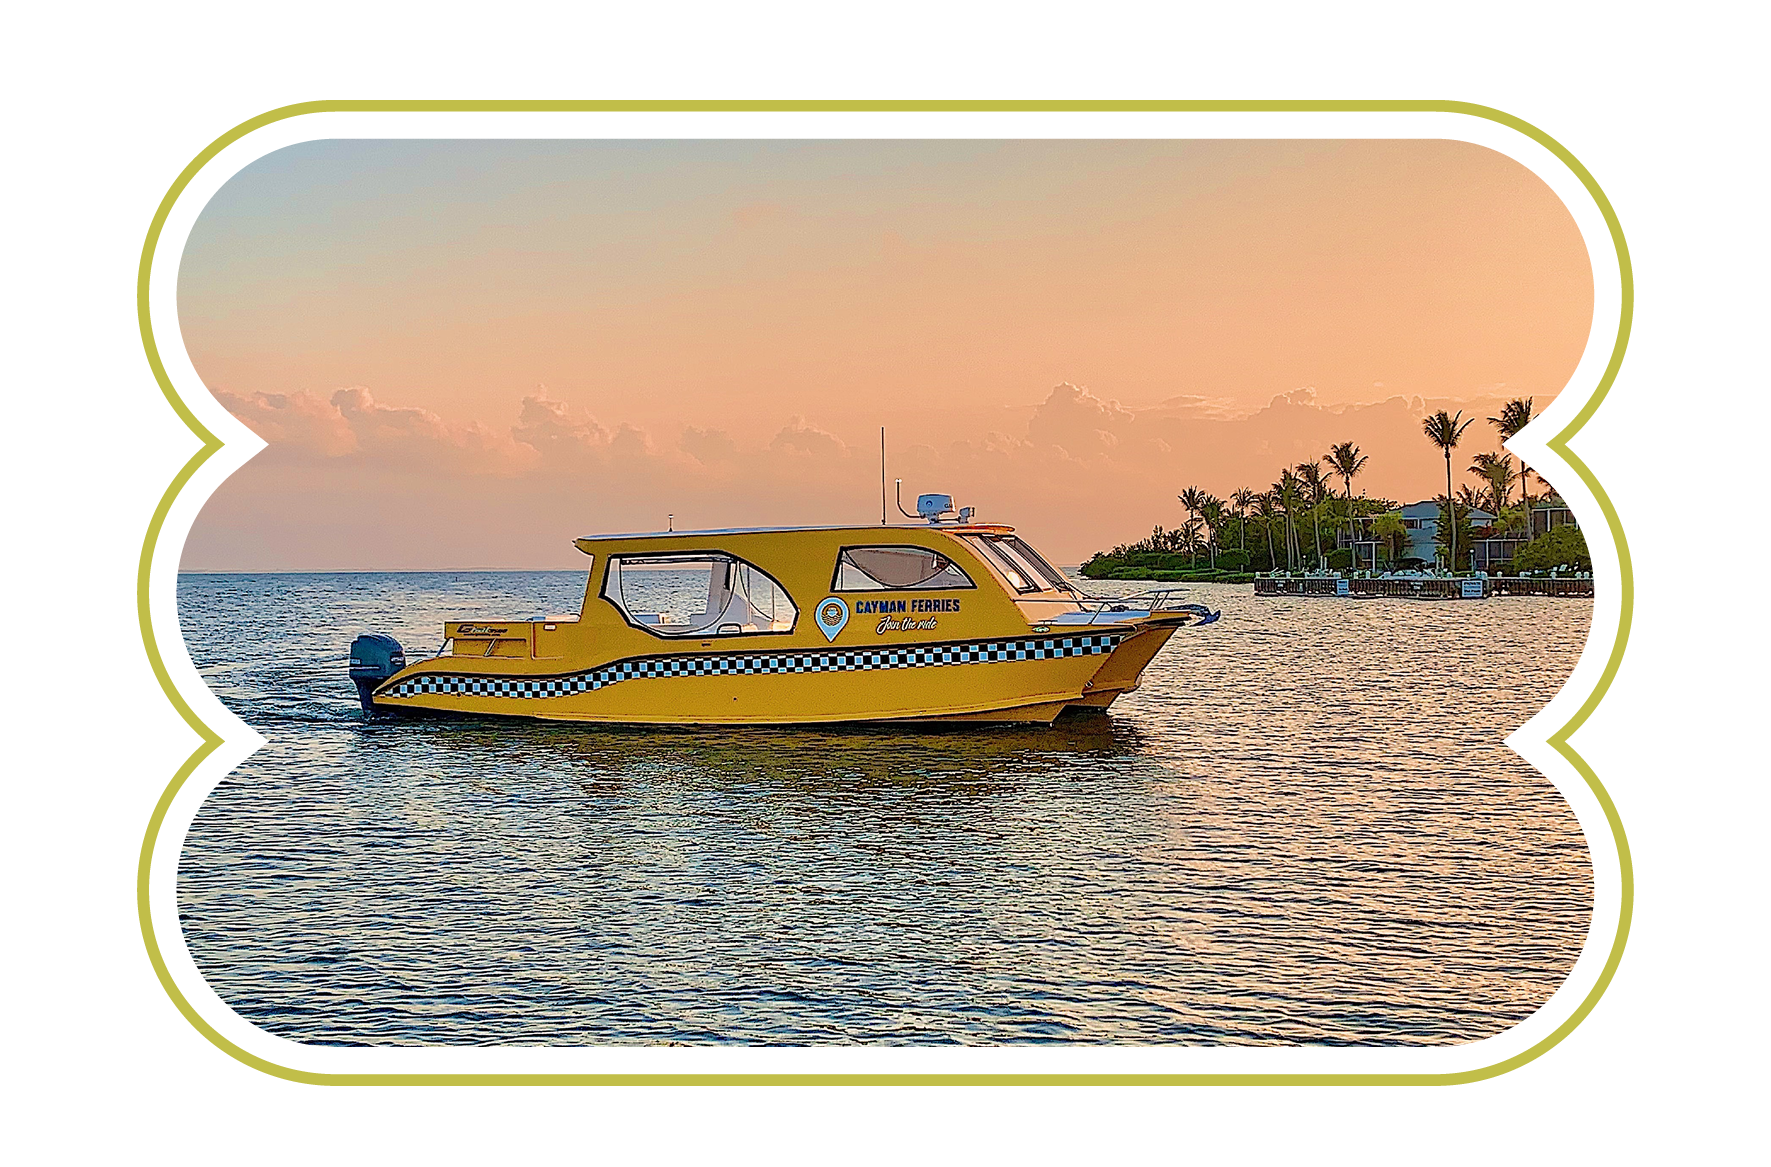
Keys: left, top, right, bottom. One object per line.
{"left": 1486, "top": 577, "right": 1595, "bottom": 597}
{"left": 1254, "top": 576, "right": 1593, "bottom": 599}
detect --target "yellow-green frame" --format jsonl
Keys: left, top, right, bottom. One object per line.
{"left": 137, "top": 100, "right": 1633, "bottom": 1085}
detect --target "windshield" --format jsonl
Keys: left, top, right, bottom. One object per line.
{"left": 962, "top": 534, "right": 1076, "bottom": 595}
{"left": 1000, "top": 536, "right": 1074, "bottom": 592}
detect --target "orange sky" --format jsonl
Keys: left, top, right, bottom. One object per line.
{"left": 178, "top": 139, "right": 1592, "bottom": 569}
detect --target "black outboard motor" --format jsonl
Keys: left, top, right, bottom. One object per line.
{"left": 349, "top": 634, "right": 405, "bottom": 715}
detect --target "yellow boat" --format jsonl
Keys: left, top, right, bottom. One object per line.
{"left": 349, "top": 517, "right": 1218, "bottom": 727}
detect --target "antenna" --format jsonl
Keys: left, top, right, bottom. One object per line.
{"left": 894, "top": 479, "right": 919, "bottom": 519}
{"left": 880, "top": 427, "right": 887, "bottom": 526}
{"left": 667, "top": 513, "right": 674, "bottom": 532}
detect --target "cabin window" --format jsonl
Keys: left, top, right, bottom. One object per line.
{"left": 601, "top": 552, "right": 798, "bottom": 637}
{"left": 832, "top": 546, "right": 975, "bottom": 591}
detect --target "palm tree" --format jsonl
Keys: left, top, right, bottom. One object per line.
{"left": 1432, "top": 493, "right": 1470, "bottom": 567}
{"left": 1488, "top": 397, "right": 1537, "bottom": 530}
{"left": 1254, "top": 492, "right": 1279, "bottom": 571}
{"left": 1469, "top": 451, "right": 1518, "bottom": 520}
{"left": 1423, "top": 409, "right": 1476, "bottom": 570}
{"left": 1371, "top": 511, "right": 1407, "bottom": 567}
{"left": 1296, "top": 460, "right": 1329, "bottom": 569}
{"left": 1270, "top": 475, "right": 1288, "bottom": 569}
{"left": 1274, "top": 470, "right": 1303, "bottom": 570}
{"left": 1231, "top": 487, "right": 1257, "bottom": 553}
{"left": 1179, "top": 517, "right": 1205, "bottom": 566}
{"left": 1178, "top": 486, "right": 1208, "bottom": 538}
{"left": 1199, "top": 496, "right": 1224, "bottom": 567}
{"left": 1327, "top": 441, "right": 1369, "bottom": 552}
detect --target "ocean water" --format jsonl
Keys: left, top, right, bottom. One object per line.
{"left": 176, "top": 571, "right": 1594, "bottom": 1047}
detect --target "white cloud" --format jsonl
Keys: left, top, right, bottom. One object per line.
{"left": 769, "top": 415, "right": 849, "bottom": 458}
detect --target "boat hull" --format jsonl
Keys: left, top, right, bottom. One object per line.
{"left": 1063, "top": 620, "right": 1183, "bottom": 712}
{"left": 370, "top": 628, "right": 1156, "bottom": 727}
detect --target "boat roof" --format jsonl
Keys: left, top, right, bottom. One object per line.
{"left": 573, "top": 522, "right": 1016, "bottom": 552}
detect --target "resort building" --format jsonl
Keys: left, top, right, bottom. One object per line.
{"left": 1401, "top": 500, "right": 1492, "bottom": 568}
{"left": 1531, "top": 497, "right": 1576, "bottom": 537}
{"left": 1471, "top": 496, "right": 1580, "bottom": 572}
{"left": 1341, "top": 500, "right": 1485, "bottom": 570}
{"left": 1343, "top": 496, "right": 1577, "bottom": 571}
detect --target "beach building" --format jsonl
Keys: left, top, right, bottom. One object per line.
{"left": 1341, "top": 500, "right": 1486, "bottom": 570}
{"left": 1396, "top": 499, "right": 1493, "bottom": 568}
{"left": 1340, "top": 495, "right": 1579, "bottom": 572}
{"left": 1530, "top": 497, "right": 1576, "bottom": 537}
{"left": 1470, "top": 495, "right": 1580, "bottom": 571}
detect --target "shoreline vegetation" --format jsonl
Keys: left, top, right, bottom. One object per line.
{"left": 1079, "top": 396, "right": 1593, "bottom": 584}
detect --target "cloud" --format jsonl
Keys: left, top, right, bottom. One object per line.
{"left": 769, "top": 415, "right": 848, "bottom": 458}
{"left": 1024, "top": 382, "right": 1135, "bottom": 457}
{"left": 511, "top": 389, "right": 610, "bottom": 467}
{"left": 680, "top": 426, "right": 738, "bottom": 465}
{"left": 1138, "top": 394, "right": 1242, "bottom": 422}
{"left": 205, "top": 378, "right": 1558, "bottom": 566}
{"left": 331, "top": 386, "right": 537, "bottom": 475}
{"left": 214, "top": 387, "right": 356, "bottom": 456}
{"left": 214, "top": 384, "right": 538, "bottom": 475}
{"left": 609, "top": 423, "right": 654, "bottom": 460}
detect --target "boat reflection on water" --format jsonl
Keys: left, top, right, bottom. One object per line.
{"left": 365, "top": 709, "right": 1160, "bottom": 792}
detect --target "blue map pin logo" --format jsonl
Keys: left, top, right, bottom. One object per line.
{"left": 815, "top": 596, "right": 849, "bottom": 641}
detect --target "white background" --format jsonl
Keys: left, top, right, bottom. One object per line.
{"left": 2, "top": 2, "right": 1763, "bottom": 1162}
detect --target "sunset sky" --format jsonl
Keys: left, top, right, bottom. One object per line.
{"left": 178, "top": 138, "right": 1593, "bottom": 569}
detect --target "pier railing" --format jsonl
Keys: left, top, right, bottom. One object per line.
{"left": 1253, "top": 575, "right": 1593, "bottom": 599}
{"left": 1484, "top": 576, "right": 1594, "bottom": 597}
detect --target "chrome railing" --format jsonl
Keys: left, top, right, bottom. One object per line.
{"left": 1022, "top": 588, "right": 1220, "bottom": 626}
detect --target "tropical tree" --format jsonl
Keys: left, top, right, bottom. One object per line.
{"left": 1231, "top": 487, "right": 1257, "bottom": 553}
{"left": 1513, "top": 525, "right": 1590, "bottom": 573}
{"left": 1433, "top": 494, "right": 1477, "bottom": 571}
{"left": 1327, "top": 441, "right": 1369, "bottom": 548}
{"left": 1370, "top": 511, "right": 1408, "bottom": 566}
{"left": 1254, "top": 492, "right": 1280, "bottom": 571}
{"left": 1273, "top": 471, "right": 1303, "bottom": 570}
{"left": 1469, "top": 451, "right": 1518, "bottom": 517}
{"left": 1199, "top": 496, "right": 1225, "bottom": 567}
{"left": 1178, "top": 517, "right": 1205, "bottom": 566}
{"left": 1295, "top": 460, "right": 1330, "bottom": 568}
{"left": 1423, "top": 409, "right": 1476, "bottom": 569}
{"left": 1488, "top": 397, "right": 1538, "bottom": 528}
{"left": 1178, "top": 486, "right": 1209, "bottom": 532}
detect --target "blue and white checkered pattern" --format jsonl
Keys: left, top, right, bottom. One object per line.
{"left": 382, "top": 633, "right": 1123, "bottom": 701}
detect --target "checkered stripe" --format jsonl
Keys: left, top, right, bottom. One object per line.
{"left": 381, "top": 634, "right": 1123, "bottom": 701}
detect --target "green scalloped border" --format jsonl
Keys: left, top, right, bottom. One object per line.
{"left": 136, "top": 100, "right": 1633, "bottom": 1085}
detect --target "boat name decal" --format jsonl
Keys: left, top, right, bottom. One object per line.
{"left": 455, "top": 624, "right": 509, "bottom": 636}
{"left": 853, "top": 598, "right": 961, "bottom": 614}
{"left": 876, "top": 615, "right": 939, "bottom": 633}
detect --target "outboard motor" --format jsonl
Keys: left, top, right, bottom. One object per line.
{"left": 349, "top": 633, "right": 405, "bottom": 715}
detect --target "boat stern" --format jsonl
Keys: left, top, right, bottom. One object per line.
{"left": 348, "top": 633, "right": 405, "bottom": 715}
